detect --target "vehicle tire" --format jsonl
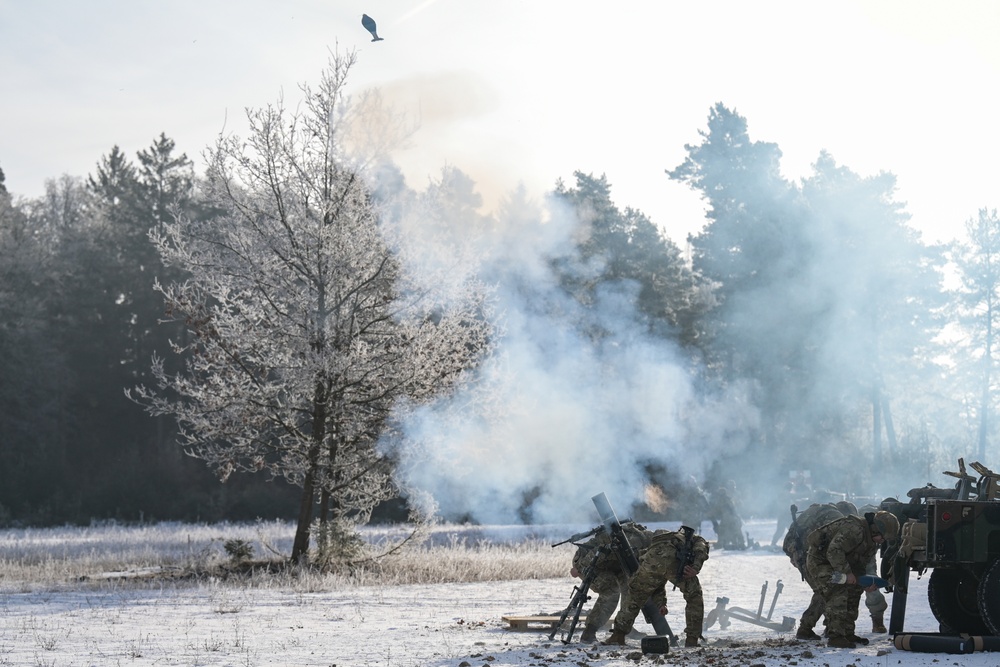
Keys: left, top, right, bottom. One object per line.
{"left": 928, "top": 568, "right": 989, "bottom": 635}
{"left": 978, "top": 559, "right": 1000, "bottom": 635}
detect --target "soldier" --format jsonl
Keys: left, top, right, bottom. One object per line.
{"left": 852, "top": 499, "right": 890, "bottom": 633}
{"left": 678, "top": 476, "right": 711, "bottom": 533}
{"left": 786, "top": 501, "right": 890, "bottom": 637}
{"left": 709, "top": 483, "right": 746, "bottom": 549}
{"left": 770, "top": 480, "right": 797, "bottom": 547}
{"left": 571, "top": 523, "right": 653, "bottom": 643}
{"left": 804, "top": 510, "right": 900, "bottom": 648}
{"left": 603, "top": 527, "right": 710, "bottom": 648}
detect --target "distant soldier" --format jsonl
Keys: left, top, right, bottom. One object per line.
{"left": 678, "top": 476, "right": 711, "bottom": 533}
{"left": 570, "top": 523, "right": 653, "bottom": 642}
{"left": 709, "top": 483, "right": 746, "bottom": 550}
{"left": 771, "top": 477, "right": 813, "bottom": 546}
{"left": 804, "top": 511, "right": 899, "bottom": 648}
{"left": 770, "top": 480, "right": 797, "bottom": 546}
{"left": 603, "top": 528, "right": 710, "bottom": 648}
{"left": 786, "top": 501, "right": 889, "bottom": 637}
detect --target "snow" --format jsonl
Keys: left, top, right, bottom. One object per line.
{"left": 0, "top": 520, "right": 994, "bottom": 666}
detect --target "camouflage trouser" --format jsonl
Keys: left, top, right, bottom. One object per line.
{"left": 611, "top": 542, "right": 704, "bottom": 640}
{"left": 798, "top": 567, "right": 888, "bottom": 631}
{"left": 804, "top": 550, "right": 863, "bottom": 639}
{"left": 716, "top": 516, "right": 746, "bottom": 549}
{"left": 798, "top": 564, "right": 827, "bottom": 631}
{"left": 583, "top": 570, "right": 626, "bottom": 632}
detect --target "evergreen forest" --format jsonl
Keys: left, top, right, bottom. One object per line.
{"left": 1, "top": 99, "right": 998, "bottom": 530}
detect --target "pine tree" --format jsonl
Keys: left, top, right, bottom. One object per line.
{"left": 951, "top": 208, "right": 1000, "bottom": 460}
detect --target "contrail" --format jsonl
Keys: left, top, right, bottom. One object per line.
{"left": 396, "top": 0, "right": 441, "bottom": 24}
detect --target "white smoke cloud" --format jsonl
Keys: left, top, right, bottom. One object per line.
{"left": 388, "top": 186, "right": 760, "bottom": 524}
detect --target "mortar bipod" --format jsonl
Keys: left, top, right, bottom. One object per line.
{"left": 702, "top": 579, "right": 796, "bottom": 633}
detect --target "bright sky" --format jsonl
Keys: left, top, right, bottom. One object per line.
{"left": 2, "top": 0, "right": 999, "bottom": 245}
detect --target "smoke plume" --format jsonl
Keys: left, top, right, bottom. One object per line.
{"left": 384, "top": 181, "right": 759, "bottom": 525}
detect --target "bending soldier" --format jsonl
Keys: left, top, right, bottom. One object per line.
{"left": 803, "top": 510, "right": 899, "bottom": 649}
{"left": 603, "top": 527, "right": 710, "bottom": 648}
{"left": 785, "top": 501, "right": 889, "bottom": 638}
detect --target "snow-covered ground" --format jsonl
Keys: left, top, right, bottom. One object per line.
{"left": 0, "top": 520, "right": 993, "bottom": 666}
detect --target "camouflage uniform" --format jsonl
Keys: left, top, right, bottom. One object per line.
{"left": 785, "top": 504, "right": 887, "bottom": 636}
{"left": 804, "top": 515, "right": 881, "bottom": 645}
{"left": 709, "top": 486, "right": 746, "bottom": 550}
{"left": 572, "top": 524, "right": 653, "bottom": 638}
{"left": 609, "top": 529, "right": 710, "bottom": 645}
{"left": 784, "top": 503, "right": 845, "bottom": 634}
{"left": 679, "top": 478, "right": 711, "bottom": 533}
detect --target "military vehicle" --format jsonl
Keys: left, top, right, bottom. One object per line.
{"left": 885, "top": 459, "right": 1000, "bottom": 636}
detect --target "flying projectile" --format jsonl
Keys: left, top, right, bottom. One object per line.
{"left": 361, "top": 14, "right": 384, "bottom": 42}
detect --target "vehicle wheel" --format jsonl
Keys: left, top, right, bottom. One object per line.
{"left": 978, "top": 559, "right": 1000, "bottom": 635}
{"left": 928, "top": 568, "right": 989, "bottom": 635}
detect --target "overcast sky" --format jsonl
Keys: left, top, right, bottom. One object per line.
{"left": 2, "top": 0, "right": 998, "bottom": 245}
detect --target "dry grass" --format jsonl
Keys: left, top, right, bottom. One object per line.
{"left": 0, "top": 521, "right": 570, "bottom": 593}
{"left": 343, "top": 538, "right": 567, "bottom": 586}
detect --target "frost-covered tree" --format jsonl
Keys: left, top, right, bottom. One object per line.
{"left": 130, "top": 52, "right": 494, "bottom": 562}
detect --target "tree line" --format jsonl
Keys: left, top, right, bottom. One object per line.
{"left": 2, "top": 55, "right": 998, "bottom": 555}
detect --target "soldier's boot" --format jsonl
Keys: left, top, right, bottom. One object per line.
{"left": 795, "top": 625, "right": 821, "bottom": 640}
{"left": 871, "top": 613, "right": 887, "bottom": 633}
{"left": 579, "top": 627, "right": 598, "bottom": 643}
{"left": 684, "top": 635, "right": 700, "bottom": 647}
{"left": 848, "top": 634, "right": 870, "bottom": 646}
{"left": 827, "top": 635, "right": 857, "bottom": 649}
{"left": 602, "top": 629, "right": 627, "bottom": 646}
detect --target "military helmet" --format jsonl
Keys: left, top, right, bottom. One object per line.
{"left": 835, "top": 500, "right": 858, "bottom": 516}
{"left": 872, "top": 510, "right": 900, "bottom": 541}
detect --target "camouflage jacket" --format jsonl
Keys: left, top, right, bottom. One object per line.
{"left": 806, "top": 514, "right": 880, "bottom": 574}
{"left": 647, "top": 528, "right": 710, "bottom": 572}
{"left": 572, "top": 524, "right": 653, "bottom": 574}
{"left": 783, "top": 503, "right": 844, "bottom": 565}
